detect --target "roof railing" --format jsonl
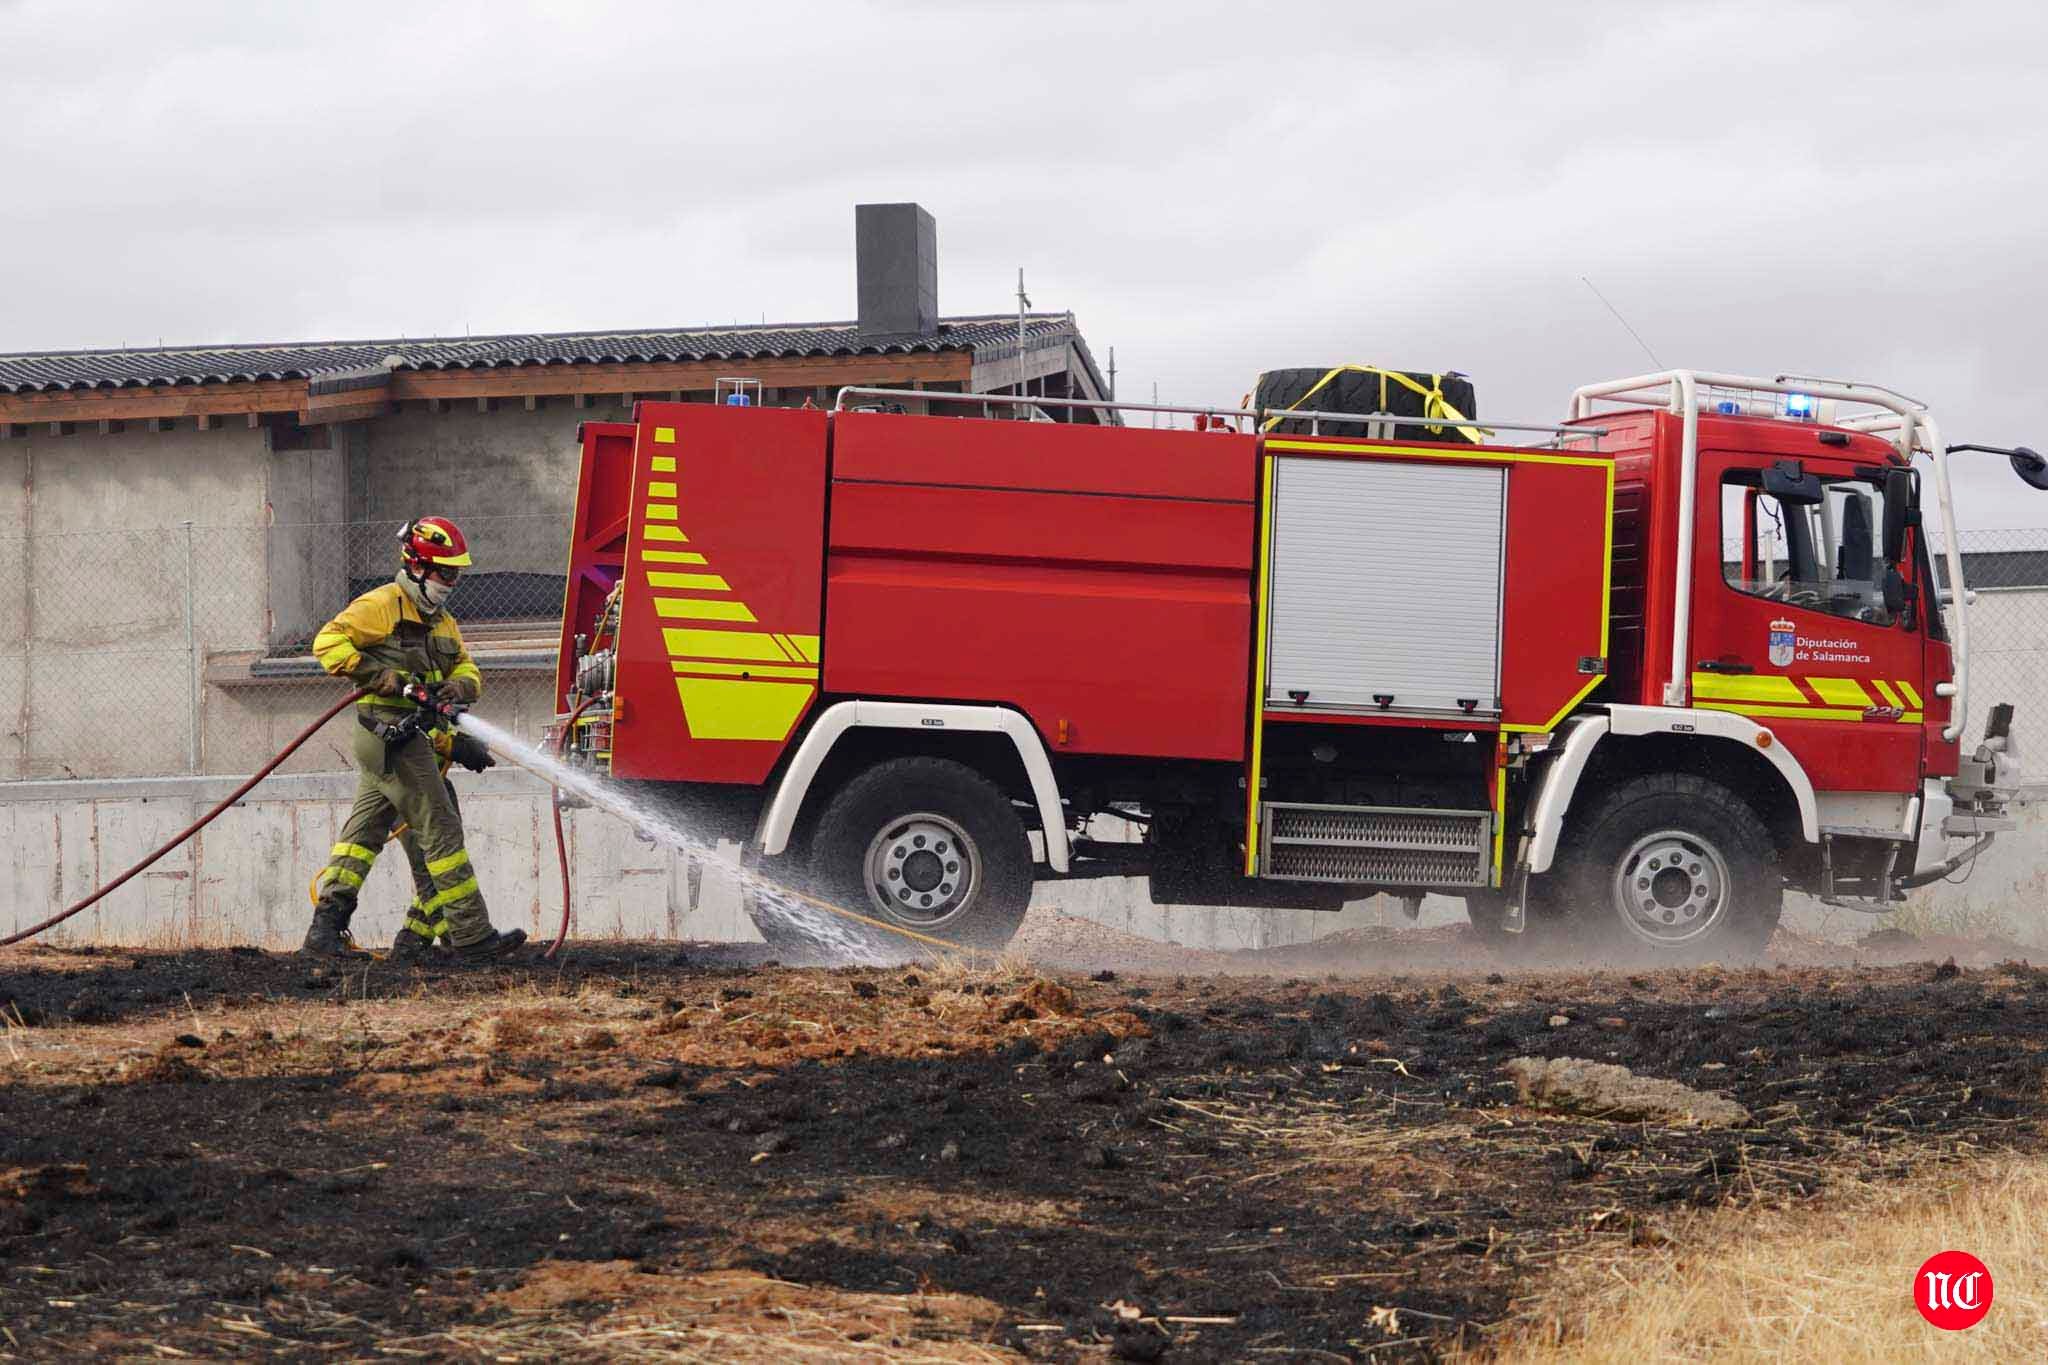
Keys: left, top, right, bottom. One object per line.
{"left": 831, "top": 387, "right": 1605, "bottom": 448}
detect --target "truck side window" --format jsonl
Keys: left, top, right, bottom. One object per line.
{"left": 1721, "top": 473, "right": 1894, "bottom": 626}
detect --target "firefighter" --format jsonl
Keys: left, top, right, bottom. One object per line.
{"left": 300, "top": 516, "right": 527, "bottom": 962}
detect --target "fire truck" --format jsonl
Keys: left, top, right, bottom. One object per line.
{"left": 549, "top": 369, "right": 2042, "bottom": 959}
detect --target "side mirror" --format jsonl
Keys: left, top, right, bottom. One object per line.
{"left": 2013, "top": 446, "right": 2048, "bottom": 492}
{"left": 1881, "top": 467, "right": 1914, "bottom": 562}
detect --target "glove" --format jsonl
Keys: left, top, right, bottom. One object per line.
{"left": 367, "top": 668, "right": 404, "bottom": 697}
{"left": 450, "top": 731, "right": 496, "bottom": 773}
{"left": 438, "top": 675, "right": 481, "bottom": 704}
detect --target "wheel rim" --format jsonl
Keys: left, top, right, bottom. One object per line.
{"left": 862, "top": 813, "right": 980, "bottom": 928}
{"left": 1610, "top": 830, "right": 1731, "bottom": 946}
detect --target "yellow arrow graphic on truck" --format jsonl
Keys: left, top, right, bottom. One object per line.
{"left": 638, "top": 426, "right": 818, "bottom": 742}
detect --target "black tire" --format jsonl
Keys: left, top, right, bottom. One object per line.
{"left": 744, "top": 757, "right": 1033, "bottom": 957}
{"left": 1551, "top": 773, "right": 1782, "bottom": 963}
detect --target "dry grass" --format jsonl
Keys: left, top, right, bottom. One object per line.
{"left": 1477, "top": 1155, "right": 2048, "bottom": 1362}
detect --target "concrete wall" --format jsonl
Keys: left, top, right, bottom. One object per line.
{"left": 350, "top": 400, "right": 627, "bottom": 577}
{"left": 0, "top": 423, "right": 365, "bottom": 781}
{"left": 264, "top": 436, "right": 348, "bottom": 647}
{"left": 1, "top": 444, "right": 26, "bottom": 779}
{"left": 7, "top": 425, "right": 272, "bottom": 779}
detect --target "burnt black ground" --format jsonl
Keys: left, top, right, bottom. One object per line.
{"left": 3, "top": 939, "right": 2046, "bottom": 1361}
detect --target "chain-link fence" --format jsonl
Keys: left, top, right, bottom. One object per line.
{"left": 1, "top": 514, "right": 568, "bottom": 782}
{"left": 3, "top": 518, "right": 2046, "bottom": 783}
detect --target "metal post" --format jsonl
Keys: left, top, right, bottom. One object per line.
{"left": 1016, "top": 268, "right": 1030, "bottom": 407}
{"left": 184, "top": 520, "right": 199, "bottom": 773}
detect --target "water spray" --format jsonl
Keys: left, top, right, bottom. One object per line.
{"left": 453, "top": 713, "right": 975, "bottom": 965}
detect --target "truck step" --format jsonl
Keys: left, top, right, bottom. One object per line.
{"left": 1259, "top": 802, "right": 1492, "bottom": 886}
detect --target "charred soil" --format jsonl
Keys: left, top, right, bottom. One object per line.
{"left": 4, "top": 936, "right": 2046, "bottom": 1360}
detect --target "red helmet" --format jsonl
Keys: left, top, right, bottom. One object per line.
{"left": 398, "top": 516, "right": 472, "bottom": 570}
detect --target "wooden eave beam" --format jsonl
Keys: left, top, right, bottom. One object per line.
{"left": 0, "top": 379, "right": 307, "bottom": 426}
{"left": 0, "top": 351, "right": 975, "bottom": 427}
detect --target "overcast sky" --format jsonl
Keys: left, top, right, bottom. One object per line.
{"left": 3, "top": 0, "right": 2044, "bottom": 531}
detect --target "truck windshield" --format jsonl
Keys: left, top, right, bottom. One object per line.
{"left": 1721, "top": 472, "right": 1894, "bottom": 626}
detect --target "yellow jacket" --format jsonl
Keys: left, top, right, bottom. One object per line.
{"left": 311, "top": 578, "right": 483, "bottom": 709}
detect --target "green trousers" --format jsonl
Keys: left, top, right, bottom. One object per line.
{"left": 314, "top": 723, "right": 494, "bottom": 947}
{"left": 397, "top": 780, "right": 459, "bottom": 944}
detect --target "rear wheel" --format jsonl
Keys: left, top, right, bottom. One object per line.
{"left": 1552, "top": 773, "right": 1782, "bottom": 963}
{"left": 742, "top": 757, "right": 1033, "bottom": 958}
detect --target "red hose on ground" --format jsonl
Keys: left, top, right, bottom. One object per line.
{"left": 2, "top": 689, "right": 368, "bottom": 949}
{"left": 541, "top": 695, "right": 599, "bottom": 960}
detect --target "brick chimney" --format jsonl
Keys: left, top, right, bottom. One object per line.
{"left": 855, "top": 202, "right": 937, "bottom": 337}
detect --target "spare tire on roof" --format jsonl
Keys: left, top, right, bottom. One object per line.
{"left": 1254, "top": 365, "right": 1480, "bottom": 443}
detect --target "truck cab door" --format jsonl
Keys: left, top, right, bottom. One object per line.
{"left": 1688, "top": 452, "right": 1923, "bottom": 794}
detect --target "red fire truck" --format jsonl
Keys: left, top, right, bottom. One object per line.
{"left": 549, "top": 370, "right": 2041, "bottom": 959}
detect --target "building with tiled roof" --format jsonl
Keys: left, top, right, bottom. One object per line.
{"left": 0, "top": 204, "right": 1114, "bottom": 782}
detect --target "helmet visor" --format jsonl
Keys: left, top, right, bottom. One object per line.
{"left": 425, "top": 562, "right": 462, "bottom": 586}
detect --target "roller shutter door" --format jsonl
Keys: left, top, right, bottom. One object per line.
{"left": 1266, "top": 457, "right": 1504, "bottom": 715}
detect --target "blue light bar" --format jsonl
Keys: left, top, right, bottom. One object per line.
{"left": 1783, "top": 392, "right": 1815, "bottom": 419}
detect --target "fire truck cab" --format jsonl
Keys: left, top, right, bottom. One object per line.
{"left": 550, "top": 369, "right": 2040, "bottom": 960}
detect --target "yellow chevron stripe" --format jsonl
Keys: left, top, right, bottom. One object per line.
{"left": 641, "top": 549, "right": 708, "bottom": 564}
{"left": 648, "top": 481, "right": 678, "bottom": 498}
{"left": 1897, "top": 680, "right": 1923, "bottom": 708}
{"left": 646, "top": 504, "right": 679, "bottom": 521}
{"left": 651, "top": 455, "right": 677, "bottom": 472}
{"left": 673, "top": 660, "right": 819, "bottom": 679}
{"left": 1871, "top": 679, "right": 1903, "bottom": 707}
{"left": 653, "top": 597, "right": 757, "bottom": 622}
{"left": 653, "top": 427, "right": 676, "bottom": 444}
{"left": 662, "top": 628, "right": 788, "bottom": 662}
{"left": 674, "top": 677, "right": 815, "bottom": 741}
{"left": 642, "top": 525, "right": 690, "bottom": 542}
{"left": 1691, "top": 673, "right": 1805, "bottom": 704}
{"left": 1809, "top": 677, "right": 1874, "bottom": 707}
{"left": 1698, "top": 701, "right": 1922, "bottom": 724}
{"left": 782, "top": 633, "right": 821, "bottom": 663}
{"left": 647, "top": 571, "right": 730, "bottom": 591}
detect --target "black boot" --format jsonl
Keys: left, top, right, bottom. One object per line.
{"left": 388, "top": 926, "right": 441, "bottom": 965}
{"left": 451, "top": 928, "right": 528, "bottom": 963}
{"left": 299, "top": 904, "right": 359, "bottom": 957}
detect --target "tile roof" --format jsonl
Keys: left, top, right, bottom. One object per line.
{"left": 0, "top": 313, "right": 1083, "bottom": 394}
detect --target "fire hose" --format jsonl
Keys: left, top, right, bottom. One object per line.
{"left": 543, "top": 695, "right": 600, "bottom": 960}
{"left": 0, "top": 689, "right": 369, "bottom": 948}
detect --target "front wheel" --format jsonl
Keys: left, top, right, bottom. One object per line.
{"left": 743, "top": 757, "right": 1033, "bottom": 957}
{"left": 1552, "top": 773, "right": 1782, "bottom": 963}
